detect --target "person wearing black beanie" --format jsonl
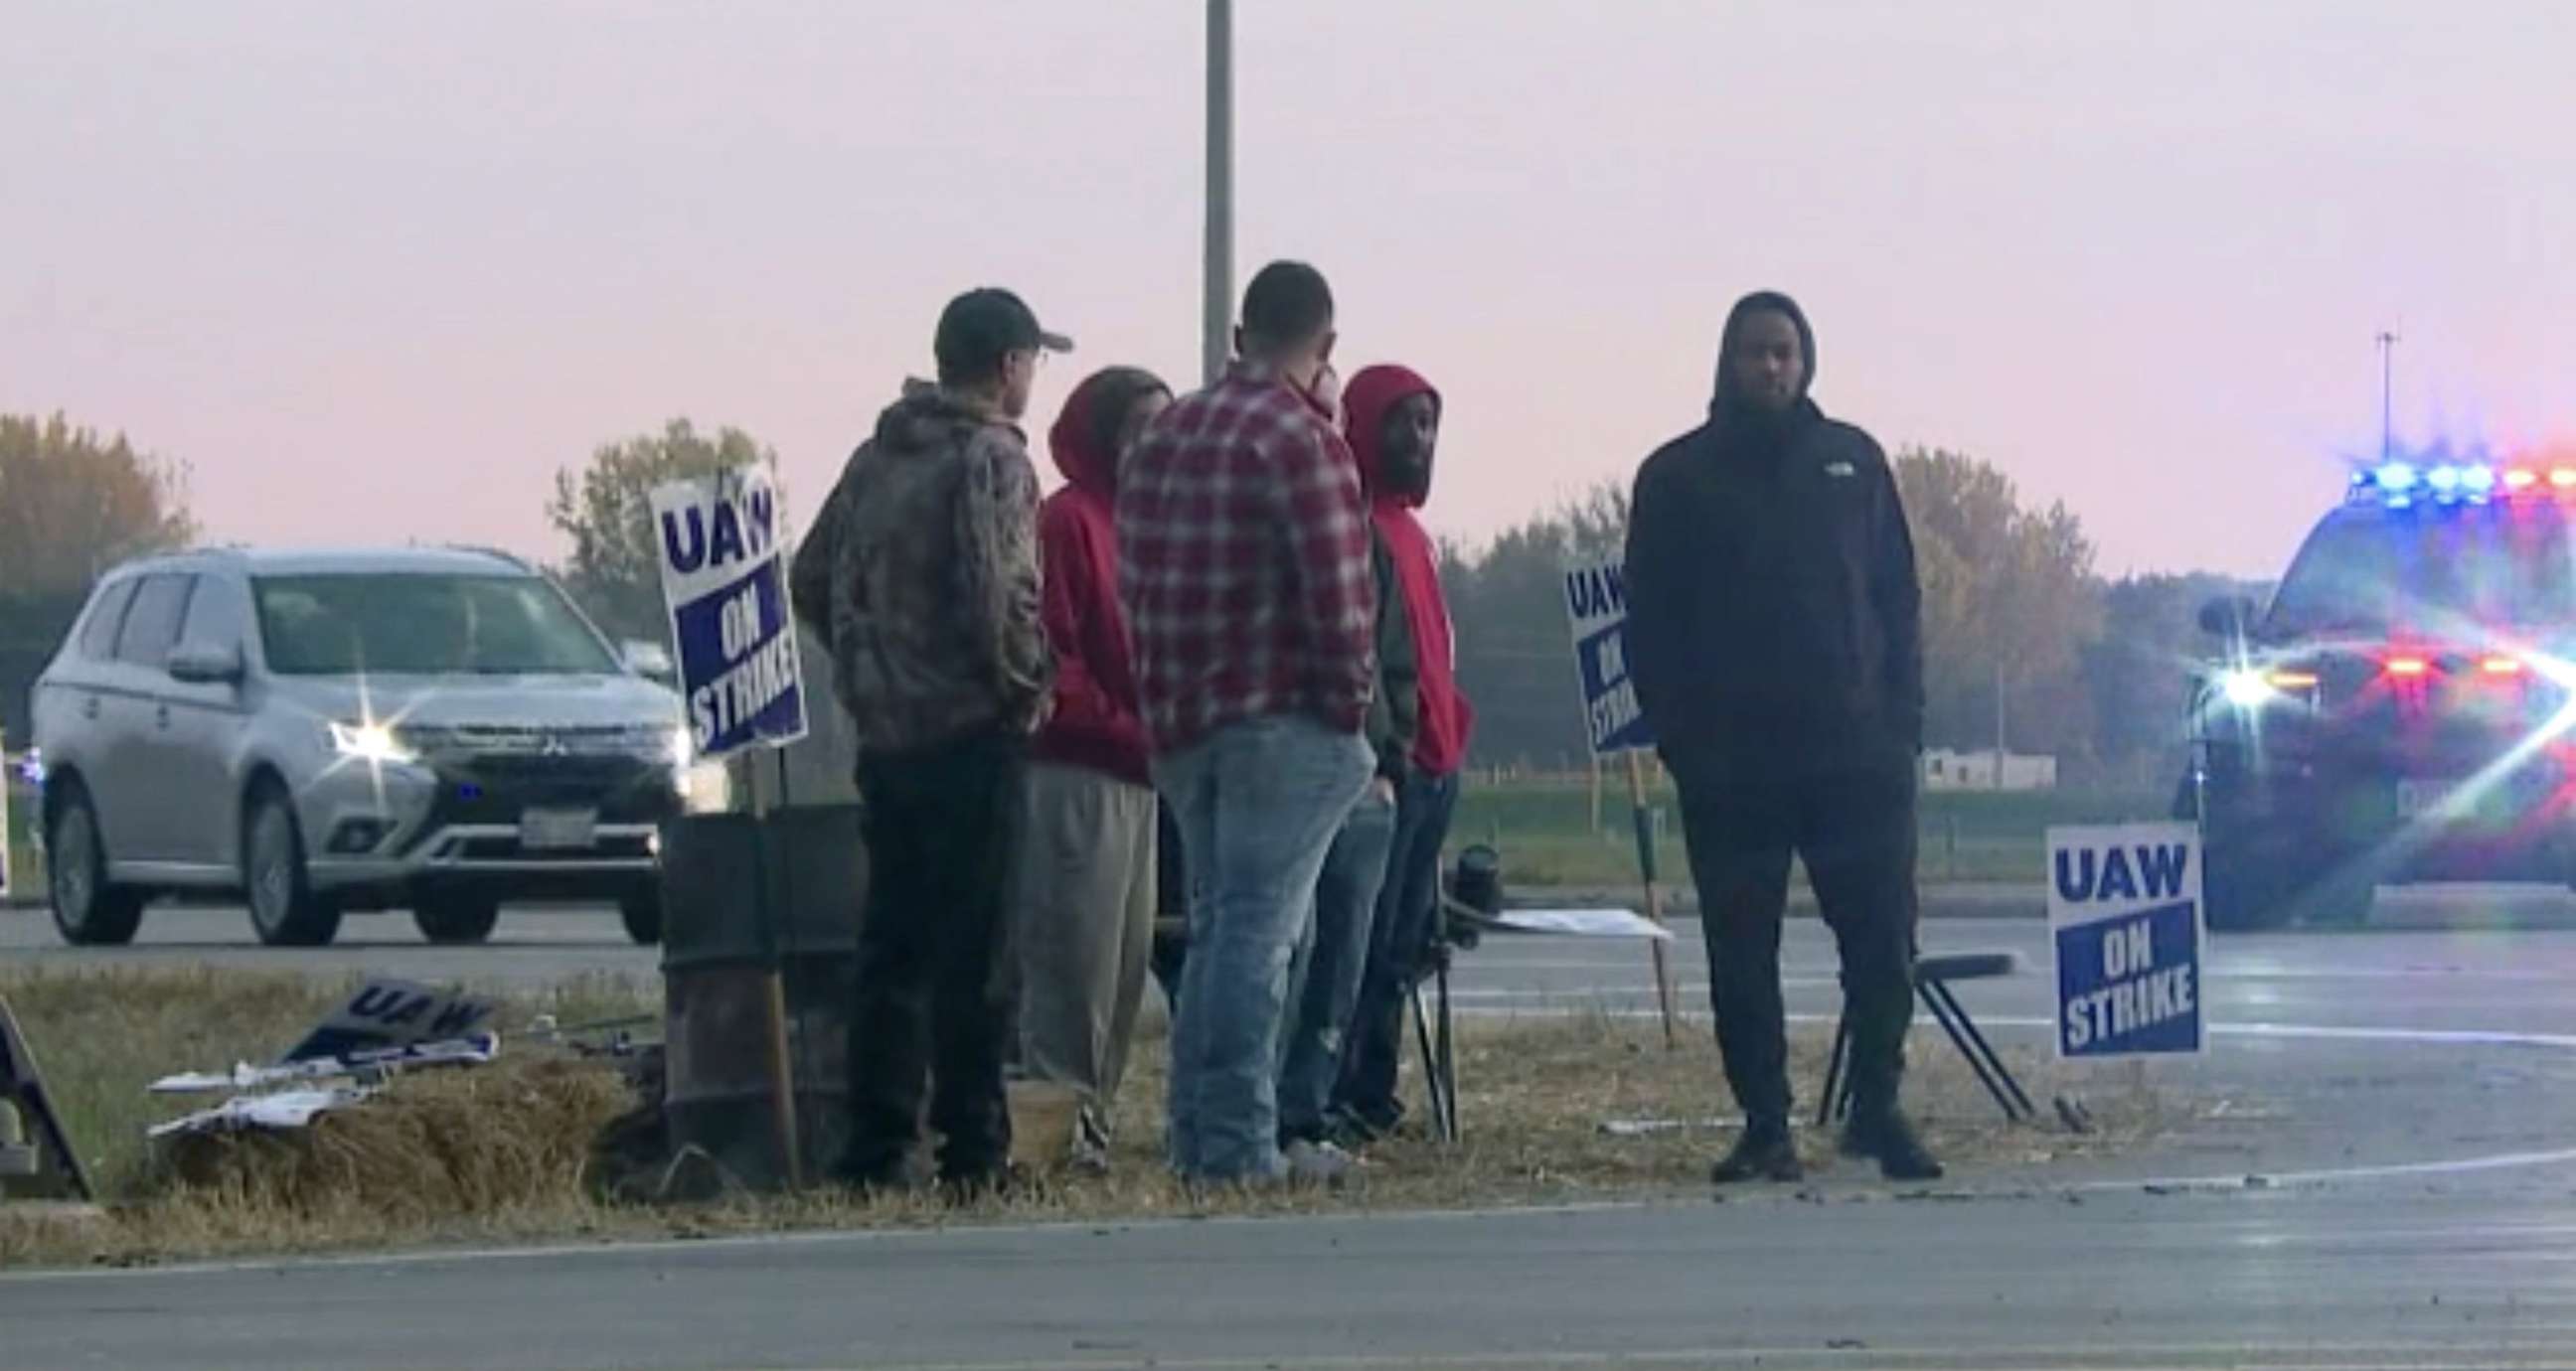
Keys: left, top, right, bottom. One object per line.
{"left": 1624, "top": 291, "right": 1939, "bottom": 1185}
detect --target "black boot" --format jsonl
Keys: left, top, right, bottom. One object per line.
{"left": 939, "top": 1162, "right": 1030, "bottom": 1208}
{"left": 1841, "top": 1107, "right": 1944, "bottom": 1182}
{"left": 1710, "top": 1120, "right": 1804, "bottom": 1184}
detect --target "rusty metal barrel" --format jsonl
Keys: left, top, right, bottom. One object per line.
{"left": 660, "top": 623, "right": 865, "bottom": 1189}
{"left": 659, "top": 802, "right": 865, "bottom": 1189}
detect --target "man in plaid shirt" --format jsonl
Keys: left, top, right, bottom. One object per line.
{"left": 1118, "top": 260, "right": 1377, "bottom": 1186}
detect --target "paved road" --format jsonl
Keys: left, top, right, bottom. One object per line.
{"left": 14, "top": 888, "right": 2576, "bottom": 1367}
{"left": 0, "top": 901, "right": 667, "bottom": 987}
{"left": 11, "top": 883, "right": 2576, "bottom": 992}
{"left": 9, "top": 1183, "right": 2576, "bottom": 1369}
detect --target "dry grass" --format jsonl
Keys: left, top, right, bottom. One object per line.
{"left": 4, "top": 965, "right": 351, "bottom": 1191}
{"left": 0, "top": 965, "right": 654, "bottom": 1192}
{"left": 1039, "top": 1009, "right": 2174, "bottom": 1213}
{"left": 1, "top": 967, "right": 2191, "bottom": 1271}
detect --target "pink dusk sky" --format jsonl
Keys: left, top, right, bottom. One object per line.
{"left": 5, "top": 1, "right": 2572, "bottom": 578}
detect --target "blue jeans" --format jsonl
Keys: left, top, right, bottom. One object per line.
{"left": 1156, "top": 716, "right": 1374, "bottom": 1182}
{"left": 1277, "top": 784, "right": 1399, "bottom": 1145}
{"left": 1337, "top": 769, "right": 1461, "bottom": 1131}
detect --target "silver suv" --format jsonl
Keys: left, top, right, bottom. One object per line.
{"left": 31, "top": 547, "right": 689, "bottom": 948}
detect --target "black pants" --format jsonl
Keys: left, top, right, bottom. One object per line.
{"left": 1336, "top": 769, "right": 1462, "bottom": 1131}
{"left": 1673, "top": 763, "right": 1918, "bottom": 1128}
{"left": 843, "top": 729, "right": 1026, "bottom": 1184}
{"left": 1148, "top": 800, "right": 1189, "bottom": 1011}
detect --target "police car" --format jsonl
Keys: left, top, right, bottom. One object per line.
{"left": 2181, "top": 452, "right": 2576, "bottom": 930}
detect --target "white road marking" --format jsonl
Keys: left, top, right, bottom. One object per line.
{"left": 773, "top": 1351, "right": 2575, "bottom": 1371}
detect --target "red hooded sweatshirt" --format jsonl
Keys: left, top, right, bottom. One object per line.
{"left": 1032, "top": 371, "right": 1160, "bottom": 786}
{"left": 1343, "top": 365, "right": 1475, "bottom": 778}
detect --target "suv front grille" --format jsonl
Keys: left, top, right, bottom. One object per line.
{"left": 402, "top": 723, "right": 668, "bottom": 757}
{"left": 406, "top": 752, "right": 678, "bottom": 845}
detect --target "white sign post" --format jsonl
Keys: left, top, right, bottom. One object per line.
{"left": 1558, "top": 556, "right": 1678, "bottom": 1044}
{"left": 649, "top": 466, "right": 811, "bottom": 1186}
{"left": 2047, "top": 822, "right": 2206, "bottom": 1060}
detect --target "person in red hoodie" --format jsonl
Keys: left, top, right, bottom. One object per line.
{"left": 1014, "top": 365, "right": 1173, "bottom": 1169}
{"left": 1331, "top": 364, "right": 1476, "bottom": 1142}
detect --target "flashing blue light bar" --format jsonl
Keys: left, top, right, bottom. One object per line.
{"left": 2348, "top": 459, "right": 2531, "bottom": 509}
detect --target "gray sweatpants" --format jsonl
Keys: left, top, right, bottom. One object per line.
{"left": 1012, "top": 761, "right": 1159, "bottom": 1130}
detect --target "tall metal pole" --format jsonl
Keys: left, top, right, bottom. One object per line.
{"left": 1203, "top": 0, "right": 1234, "bottom": 387}
{"left": 1993, "top": 659, "right": 2006, "bottom": 790}
{"left": 2376, "top": 330, "right": 2400, "bottom": 462}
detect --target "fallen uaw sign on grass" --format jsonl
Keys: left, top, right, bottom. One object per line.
{"left": 1486, "top": 908, "right": 1674, "bottom": 940}
{"left": 2048, "top": 823, "right": 2204, "bottom": 1058}
{"left": 151, "top": 1033, "right": 502, "bottom": 1095}
{"left": 285, "top": 978, "right": 497, "bottom": 1062}
{"left": 149, "top": 979, "right": 504, "bottom": 1141}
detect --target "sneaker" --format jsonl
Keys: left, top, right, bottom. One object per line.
{"left": 1282, "top": 1139, "right": 1359, "bottom": 1188}
{"left": 1321, "top": 1113, "right": 1378, "bottom": 1152}
{"left": 1333, "top": 1101, "right": 1403, "bottom": 1144}
{"left": 1709, "top": 1123, "right": 1804, "bottom": 1185}
{"left": 1069, "top": 1109, "right": 1114, "bottom": 1176}
{"left": 1067, "top": 1139, "right": 1113, "bottom": 1177}
{"left": 1841, "top": 1110, "right": 1945, "bottom": 1182}
{"left": 833, "top": 1157, "right": 911, "bottom": 1201}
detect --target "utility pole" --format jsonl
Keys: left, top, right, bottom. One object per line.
{"left": 1202, "top": 0, "right": 1234, "bottom": 387}
{"left": 2376, "top": 329, "right": 2400, "bottom": 462}
{"left": 1993, "top": 659, "right": 2007, "bottom": 791}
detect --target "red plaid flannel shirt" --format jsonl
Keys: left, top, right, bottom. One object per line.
{"left": 1117, "top": 361, "right": 1377, "bottom": 755}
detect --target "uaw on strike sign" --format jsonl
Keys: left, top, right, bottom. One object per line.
{"left": 650, "top": 468, "right": 808, "bottom": 761}
{"left": 2048, "top": 822, "right": 2204, "bottom": 1058}
{"left": 1561, "top": 556, "right": 1654, "bottom": 755}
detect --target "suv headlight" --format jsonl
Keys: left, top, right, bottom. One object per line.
{"left": 2219, "top": 669, "right": 2276, "bottom": 708}
{"left": 329, "top": 720, "right": 418, "bottom": 765}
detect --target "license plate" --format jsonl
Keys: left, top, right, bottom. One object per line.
{"left": 520, "top": 809, "right": 598, "bottom": 850}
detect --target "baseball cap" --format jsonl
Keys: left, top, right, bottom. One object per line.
{"left": 933, "top": 287, "right": 1073, "bottom": 379}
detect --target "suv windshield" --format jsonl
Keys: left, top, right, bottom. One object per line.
{"left": 253, "top": 573, "right": 621, "bottom": 677}
{"left": 2266, "top": 506, "right": 2576, "bottom": 637}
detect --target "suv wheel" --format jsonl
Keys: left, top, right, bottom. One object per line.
{"left": 244, "top": 787, "right": 341, "bottom": 948}
{"left": 2181, "top": 763, "right": 2307, "bottom": 934}
{"left": 47, "top": 785, "right": 146, "bottom": 946}
{"left": 413, "top": 894, "right": 501, "bottom": 945}
{"left": 618, "top": 890, "right": 663, "bottom": 946}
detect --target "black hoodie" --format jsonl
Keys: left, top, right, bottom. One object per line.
{"left": 1622, "top": 293, "right": 1923, "bottom": 780}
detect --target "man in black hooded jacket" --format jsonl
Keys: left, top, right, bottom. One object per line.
{"left": 1623, "top": 291, "right": 1940, "bottom": 1184}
